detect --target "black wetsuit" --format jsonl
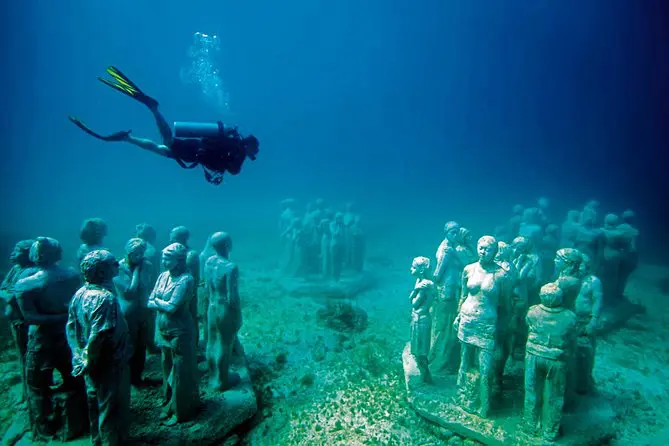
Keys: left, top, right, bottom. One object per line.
{"left": 169, "top": 137, "right": 246, "bottom": 175}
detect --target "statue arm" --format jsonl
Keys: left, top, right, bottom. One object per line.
{"left": 588, "top": 278, "right": 604, "bottom": 332}
{"left": 456, "top": 267, "right": 469, "bottom": 313}
{"left": 152, "top": 276, "right": 194, "bottom": 314}
{"left": 15, "top": 277, "right": 68, "bottom": 324}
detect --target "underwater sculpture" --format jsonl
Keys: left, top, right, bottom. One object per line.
{"left": 135, "top": 223, "right": 161, "bottom": 283}
{"left": 348, "top": 215, "right": 366, "bottom": 273}
{"left": 510, "top": 236, "right": 541, "bottom": 359}
{"left": 329, "top": 212, "right": 346, "bottom": 281}
{"left": 409, "top": 256, "right": 435, "bottom": 384}
{"left": 77, "top": 218, "right": 109, "bottom": 264}
{"left": 518, "top": 208, "right": 543, "bottom": 248}
{"left": 148, "top": 243, "right": 200, "bottom": 424}
{"left": 454, "top": 235, "right": 512, "bottom": 417}
{"left": 204, "top": 232, "right": 243, "bottom": 391}
{"left": 67, "top": 250, "right": 132, "bottom": 446}
{"left": 539, "top": 223, "right": 560, "bottom": 282}
{"left": 506, "top": 204, "right": 525, "bottom": 241}
{"left": 114, "top": 238, "right": 153, "bottom": 385}
{"left": 524, "top": 282, "right": 577, "bottom": 442}
{"left": 319, "top": 218, "right": 332, "bottom": 278}
{"left": 573, "top": 254, "right": 603, "bottom": 396}
{"left": 0, "top": 239, "right": 36, "bottom": 403}
{"left": 14, "top": 237, "right": 84, "bottom": 440}
{"left": 169, "top": 226, "right": 201, "bottom": 344}
{"left": 574, "top": 209, "right": 604, "bottom": 273}
{"left": 430, "top": 221, "right": 464, "bottom": 374}
{"left": 560, "top": 210, "right": 581, "bottom": 249}
{"left": 554, "top": 248, "right": 584, "bottom": 310}
{"left": 599, "top": 214, "right": 627, "bottom": 303}
{"left": 617, "top": 209, "right": 639, "bottom": 298}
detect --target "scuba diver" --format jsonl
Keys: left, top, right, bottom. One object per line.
{"left": 69, "top": 66, "right": 259, "bottom": 185}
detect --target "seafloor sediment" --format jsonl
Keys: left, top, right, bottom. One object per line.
{"left": 0, "top": 253, "right": 667, "bottom": 445}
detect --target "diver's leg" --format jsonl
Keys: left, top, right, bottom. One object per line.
{"left": 147, "top": 105, "right": 174, "bottom": 147}
{"left": 124, "top": 135, "right": 173, "bottom": 158}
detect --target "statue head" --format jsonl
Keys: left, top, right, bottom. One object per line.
{"left": 477, "top": 236, "right": 498, "bottom": 265}
{"left": 410, "top": 256, "right": 431, "bottom": 278}
{"left": 135, "top": 223, "right": 157, "bottom": 245}
{"left": 545, "top": 224, "right": 559, "bottom": 235}
{"left": 512, "top": 204, "right": 524, "bottom": 215}
{"left": 81, "top": 250, "right": 119, "bottom": 285}
{"left": 554, "top": 248, "right": 582, "bottom": 276}
{"left": 539, "top": 282, "right": 563, "bottom": 308}
{"left": 522, "top": 208, "right": 539, "bottom": 224}
{"left": 162, "top": 243, "right": 188, "bottom": 273}
{"left": 621, "top": 209, "right": 635, "bottom": 224}
{"left": 80, "top": 218, "right": 107, "bottom": 245}
{"left": 443, "top": 221, "right": 460, "bottom": 241}
{"left": 512, "top": 236, "right": 532, "bottom": 254}
{"left": 169, "top": 226, "right": 190, "bottom": 245}
{"left": 537, "top": 197, "right": 550, "bottom": 210}
{"left": 334, "top": 212, "right": 344, "bottom": 223}
{"left": 567, "top": 210, "right": 581, "bottom": 223}
{"left": 456, "top": 227, "right": 473, "bottom": 246}
{"left": 584, "top": 199, "right": 600, "bottom": 210}
{"left": 314, "top": 198, "right": 325, "bottom": 210}
{"left": 603, "top": 213, "right": 619, "bottom": 229}
{"left": 495, "top": 241, "right": 513, "bottom": 264}
{"left": 29, "top": 237, "right": 62, "bottom": 266}
{"left": 579, "top": 253, "right": 593, "bottom": 276}
{"left": 318, "top": 218, "right": 330, "bottom": 233}
{"left": 124, "top": 238, "right": 147, "bottom": 267}
{"left": 580, "top": 208, "right": 597, "bottom": 227}
{"left": 210, "top": 232, "right": 232, "bottom": 257}
{"left": 10, "top": 239, "right": 36, "bottom": 267}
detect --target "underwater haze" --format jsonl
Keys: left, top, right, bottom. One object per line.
{"left": 3, "top": 0, "right": 669, "bottom": 444}
{"left": 2, "top": 0, "right": 668, "bottom": 261}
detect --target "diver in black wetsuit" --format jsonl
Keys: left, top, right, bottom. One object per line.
{"left": 69, "top": 66, "right": 259, "bottom": 185}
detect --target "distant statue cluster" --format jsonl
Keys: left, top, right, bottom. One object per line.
{"left": 278, "top": 198, "right": 366, "bottom": 281}
{"left": 407, "top": 198, "right": 639, "bottom": 442}
{"left": 0, "top": 219, "right": 245, "bottom": 444}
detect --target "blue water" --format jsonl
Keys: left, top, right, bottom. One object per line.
{"left": 2, "top": 0, "right": 667, "bottom": 264}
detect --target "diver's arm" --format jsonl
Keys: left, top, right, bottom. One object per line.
{"left": 125, "top": 135, "right": 173, "bottom": 158}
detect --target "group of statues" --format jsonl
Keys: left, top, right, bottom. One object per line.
{"left": 279, "top": 198, "right": 366, "bottom": 280}
{"left": 0, "top": 218, "right": 244, "bottom": 445}
{"left": 408, "top": 198, "right": 639, "bottom": 442}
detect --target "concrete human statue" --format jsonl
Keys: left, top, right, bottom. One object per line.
{"left": 524, "top": 282, "right": 577, "bottom": 442}
{"left": 281, "top": 217, "right": 303, "bottom": 276}
{"left": 409, "top": 256, "right": 435, "bottom": 384}
{"left": 198, "top": 233, "right": 216, "bottom": 346}
{"left": 573, "top": 253, "right": 603, "bottom": 395}
{"left": 0, "top": 239, "right": 36, "bottom": 403}
{"left": 279, "top": 198, "right": 297, "bottom": 239}
{"left": 454, "top": 227, "right": 477, "bottom": 265}
{"left": 77, "top": 218, "right": 109, "bottom": 264}
{"left": 507, "top": 204, "right": 525, "bottom": 241}
{"left": 319, "top": 218, "right": 332, "bottom": 278}
{"left": 518, "top": 208, "right": 543, "bottom": 248}
{"left": 599, "top": 214, "right": 627, "bottom": 302}
{"left": 148, "top": 243, "right": 200, "bottom": 424}
{"left": 560, "top": 210, "right": 581, "bottom": 249}
{"left": 493, "top": 240, "right": 518, "bottom": 383}
{"left": 135, "top": 223, "right": 161, "bottom": 282}
{"left": 205, "top": 232, "right": 243, "bottom": 391}
{"left": 14, "top": 237, "right": 84, "bottom": 439}
{"left": 67, "top": 250, "right": 132, "bottom": 446}
{"left": 454, "top": 235, "right": 512, "bottom": 418}
{"left": 113, "top": 238, "right": 153, "bottom": 385}
{"left": 540, "top": 223, "right": 560, "bottom": 282}
{"left": 575, "top": 207, "right": 604, "bottom": 273}
{"left": 429, "top": 221, "right": 463, "bottom": 373}
{"left": 616, "top": 209, "right": 639, "bottom": 298}
{"left": 581, "top": 200, "right": 600, "bottom": 225}
{"left": 537, "top": 196, "right": 551, "bottom": 227}
{"left": 329, "top": 212, "right": 346, "bottom": 281}
{"left": 510, "top": 236, "right": 541, "bottom": 359}
{"left": 169, "top": 226, "right": 200, "bottom": 343}
{"left": 553, "top": 248, "right": 584, "bottom": 310}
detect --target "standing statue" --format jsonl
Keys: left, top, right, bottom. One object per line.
{"left": 279, "top": 198, "right": 298, "bottom": 238}
{"left": 524, "top": 282, "right": 577, "bottom": 442}
{"left": 14, "top": 237, "right": 84, "bottom": 440}
{"left": 510, "top": 236, "right": 540, "bottom": 359}
{"left": 573, "top": 254, "right": 603, "bottom": 395}
{"left": 349, "top": 215, "right": 366, "bottom": 272}
{"left": 574, "top": 211, "right": 603, "bottom": 274}
{"left": 507, "top": 204, "right": 525, "bottom": 241}
{"left": 135, "top": 222, "right": 160, "bottom": 353}
{"left": 169, "top": 226, "right": 201, "bottom": 344}
{"left": 329, "top": 213, "right": 346, "bottom": 281}
{"left": 518, "top": 208, "right": 543, "bottom": 248}
{"left": 77, "top": 218, "right": 108, "bottom": 264}
{"left": 599, "top": 214, "right": 627, "bottom": 302}
{"left": 114, "top": 238, "right": 153, "bottom": 385}
{"left": 429, "top": 222, "right": 463, "bottom": 374}
{"left": 560, "top": 210, "right": 581, "bottom": 249}
{"left": 454, "top": 236, "right": 512, "bottom": 417}
{"left": 319, "top": 218, "right": 332, "bottom": 278}
{"left": 198, "top": 234, "right": 216, "bottom": 347}
{"left": 409, "top": 256, "right": 435, "bottom": 384}
{"left": 0, "top": 239, "right": 36, "bottom": 403}
{"left": 67, "top": 250, "right": 132, "bottom": 446}
{"left": 148, "top": 243, "right": 200, "bottom": 424}
{"left": 539, "top": 224, "right": 560, "bottom": 282}
{"left": 280, "top": 217, "right": 303, "bottom": 276}
{"left": 553, "top": 248, "right": 583, "bottom": 310}
{"left": 204, "top": 232, "right": 243, "bottom": 391}
{"left": 616, "top": 209, "right": 639, "bottom": 298}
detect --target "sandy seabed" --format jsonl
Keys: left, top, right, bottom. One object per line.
{"left": 0, "top": 243, "right": 667, "bottom": 445}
